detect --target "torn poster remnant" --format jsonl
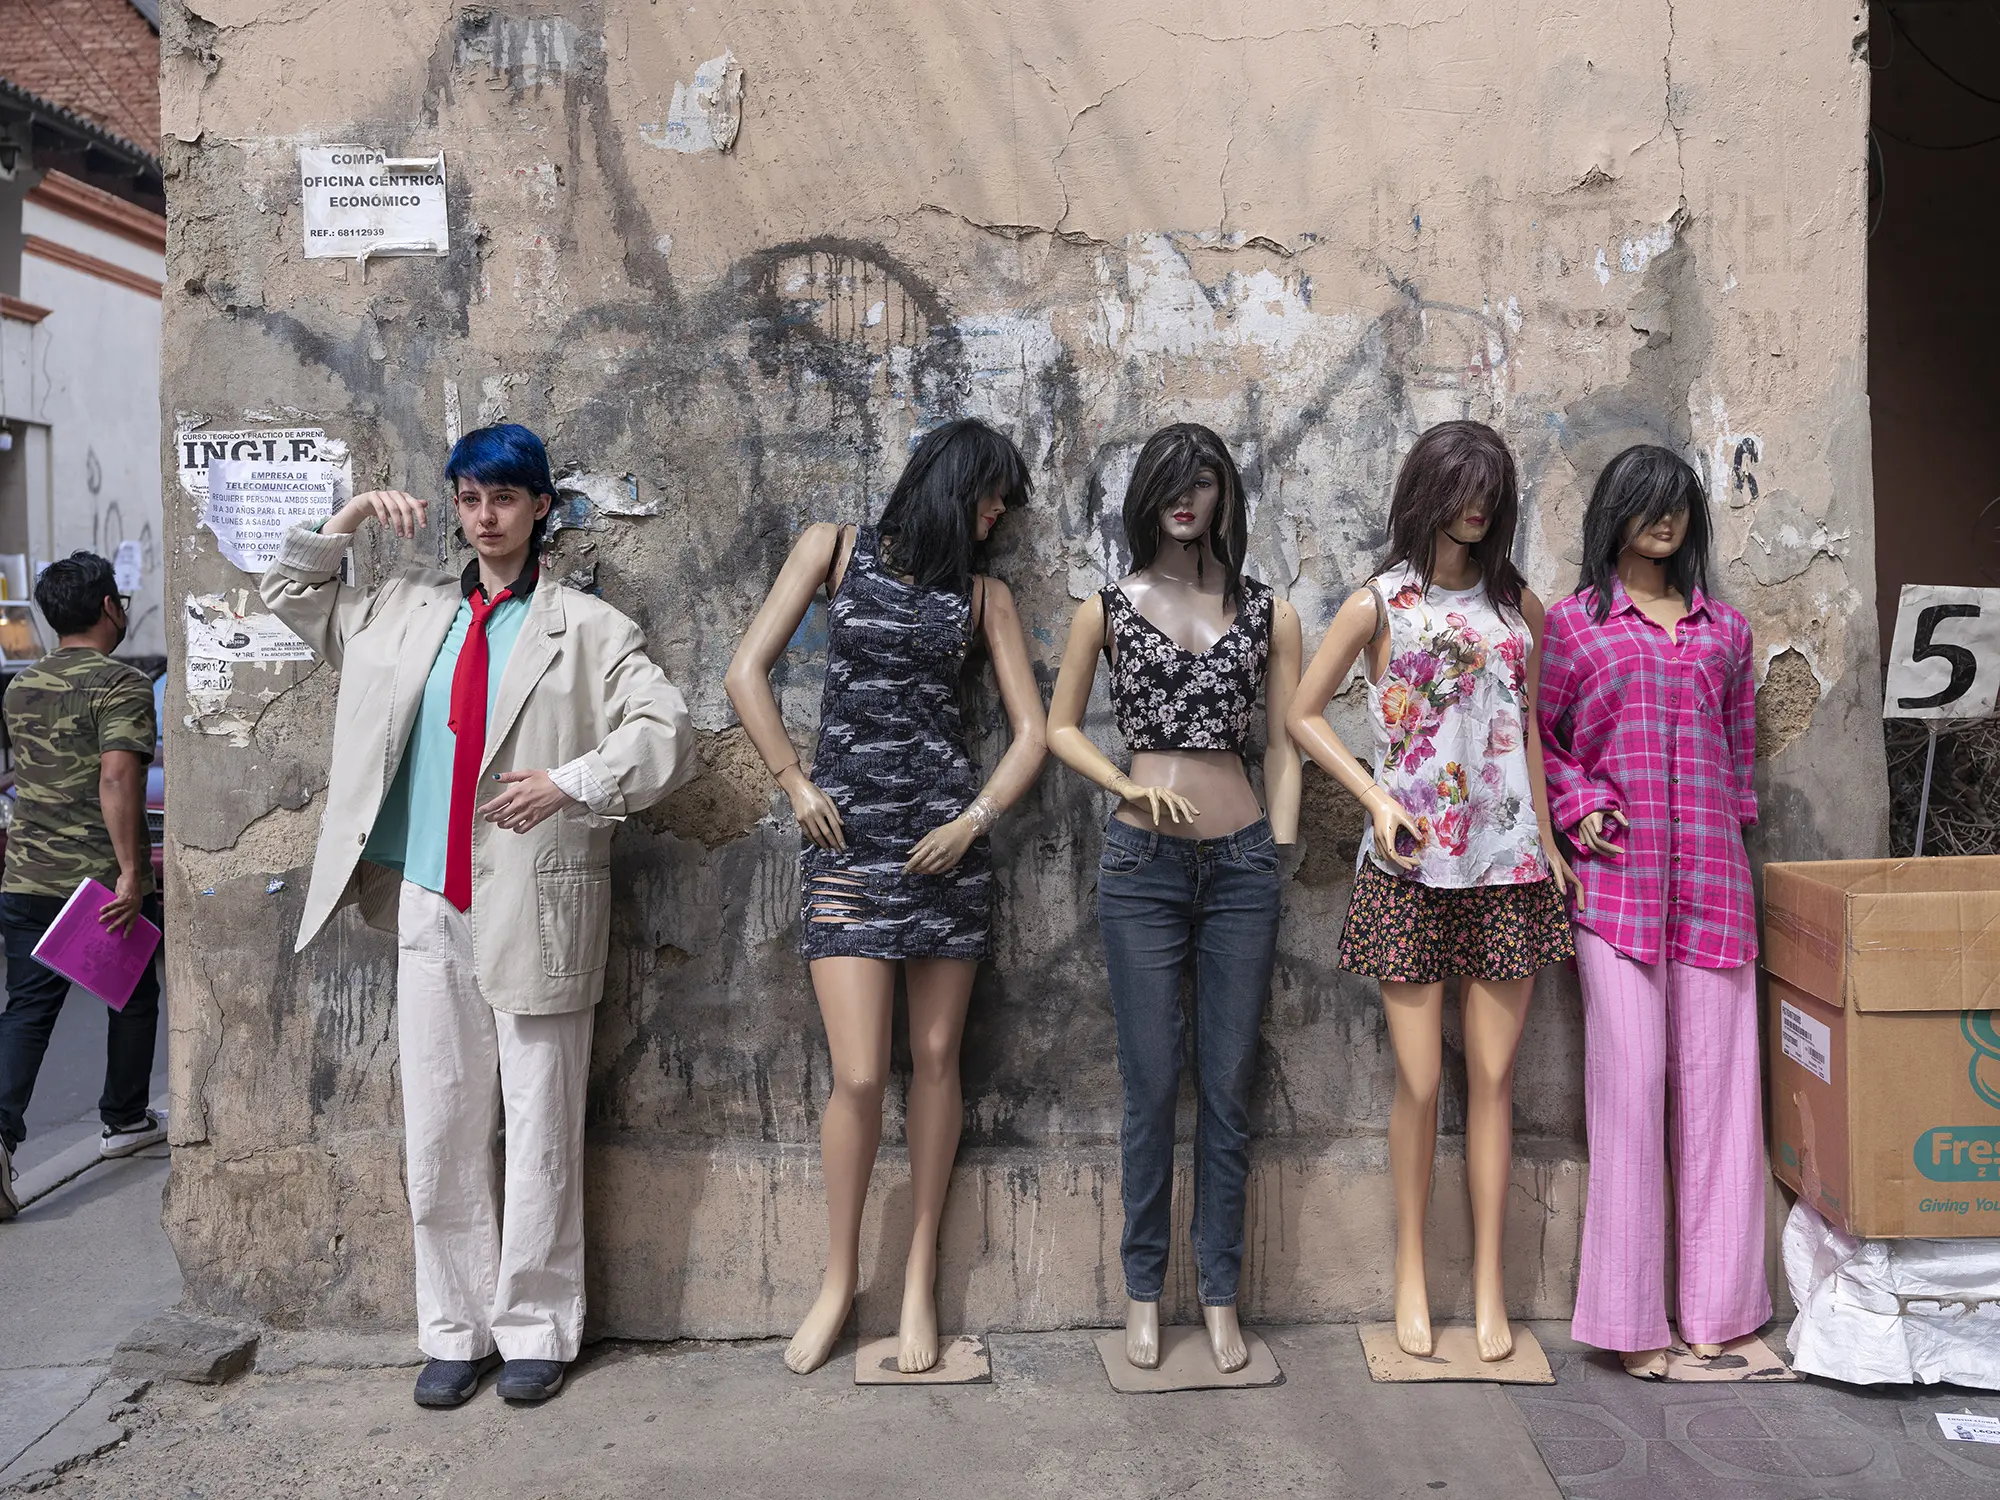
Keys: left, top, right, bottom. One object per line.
{"left": 640, "top": 53, "right": 743, "bottom": 154}
{"left": 176, "top": 424, "right": 349, "bottom": 502}
{"left": 300, "top": 146, "right": 450, "bottom": 261}
{"left": 183, "top": 593, "right": 316, "bottom": 664}
{"left": 202, "top": 460, "right": 339, "bottom": 572}
{"left": 556, "top": 470, "right": 659, "bottom": 518}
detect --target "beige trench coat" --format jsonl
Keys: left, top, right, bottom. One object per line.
{"left": 260, "top": 524, "right": 696, "bottom": 1014}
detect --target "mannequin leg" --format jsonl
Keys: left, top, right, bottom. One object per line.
{"left": 1462, "top": 974, "right": 1534, "bottom": 1361}
{"left": 1380, "top": 981, "right": 1446, "bottom": 1356}
{"left": 1665, "top": 959, "right": 1769, "bottom": 1351}
{"left": 1570, "top": 930, "right": 1674, "bottom": 1364}
{"left": 786, "top": 956, "right": 896, "bottom": 1375}
{"left": 896, "top": 957, "right": 976, "bottom": 1374}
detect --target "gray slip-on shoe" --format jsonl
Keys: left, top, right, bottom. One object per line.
{"left": 0, "top": 1139, "right": 18, "bottom": 1221}
{"left": 414, "top": 1352, "right": 502, "bottom": 1408}
{"left": 496, "top": 1358, "right": 567, "bottom": 1403}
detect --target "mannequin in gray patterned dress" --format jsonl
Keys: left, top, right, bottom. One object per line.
{"left": 725, "top": 419, "right": 1047, "bottom": 1376}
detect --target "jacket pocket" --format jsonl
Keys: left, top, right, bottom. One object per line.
{"left": 537, "top": 860, "right": 611, "bottom": 978}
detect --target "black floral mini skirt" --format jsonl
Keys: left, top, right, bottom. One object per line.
{"left": 1338, "top": 859, "right": 1574, "bottom": 984}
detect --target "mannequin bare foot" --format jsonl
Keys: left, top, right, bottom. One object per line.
{"left": 896, "top": 1279, "right": 939, "bottom": 1374}
{"left": 783, "top": 1276, "right": 855, "bottom": 1375}
{"left": 1621, "top": 1348, "right": 1669, "bottom": 1379}
{"left": 1392, "top": 1257, "right": 1433, "bottom": 1356}
{"left": 1473, "top": 1262, "right": 1513, "bottom": 1361}
{"left": 1125, "top": 1299, "right": 1161, "bottom": 1369}
{"left": 1204, "top": 1305, "right": 1249, "bottom": 1373}
{"left": 1688, "top": 1342, "right": 1723, "bottom": 1359}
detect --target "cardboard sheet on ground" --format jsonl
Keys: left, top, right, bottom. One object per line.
{"left": 1092, "top": 1327, "right": 1281, "bottom": 1392}
{"left": 202, "top": 460, "right": 338, "bottom": 572}
{"left": 1359, "top": 1323, "right": 1554, "bottom": 1384}
{"left": 1661, "top": 1334, "right": 1797, "bottom": 1382}
{"left": 852, "top": 1334, "right": 989, "bottom": 1385}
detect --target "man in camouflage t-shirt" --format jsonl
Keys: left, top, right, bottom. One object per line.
{"left": 0, "top": 553, "right": 161, "bottom": 1216}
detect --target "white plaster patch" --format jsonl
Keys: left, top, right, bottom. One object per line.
{"left": 1594, "top": 247, "right": 1611, "bottom": 286}
{"left": 557, "top": 470, "right": 659, "bottom": 518}
{"left": 1619, "top": 220, "right": 1677, "bottom": 274}
{"left": 1093, "top": 235, "right": 1316, "bottom": 359}
{"left": 640, "top": 53, "right": 745, "bottom": 154}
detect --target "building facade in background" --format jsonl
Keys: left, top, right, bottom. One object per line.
{"left": 0, "top": 0, "right": 165, "bottom": 662}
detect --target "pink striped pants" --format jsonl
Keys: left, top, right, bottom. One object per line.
{"left": 1571, "top": 927, "right": 1770, "bottom": 1352}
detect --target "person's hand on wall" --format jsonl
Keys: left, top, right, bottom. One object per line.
{"left": 1573, "top": 808, "right": 1628, "bottom": 859}
{"left": 481, "top": 770, "right": 579, "bottom": 833}
{"left": 323, "top": 489, "right": 428, "bottom": 539}
{"left": 780, "top": 767, "right": 846, "bottom": 851}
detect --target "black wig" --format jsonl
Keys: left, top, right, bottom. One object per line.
{"left": 1576, "top": 444, "right": 1713, "bottom": 623}
{"left": 1120, "top": 423, "right": 1249, "bottom": 607}
{"left": 875, "top": 418, "right": 1032, "bottom": 595}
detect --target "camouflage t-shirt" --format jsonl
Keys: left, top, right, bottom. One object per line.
{"left": 3, "top": 648, "right": 158, "bottom": 898}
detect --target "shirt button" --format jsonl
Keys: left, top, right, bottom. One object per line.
{"left": 357, "top": 833, "right": 368, "bottom": 846}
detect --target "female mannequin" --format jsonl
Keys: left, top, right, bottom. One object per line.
{"left": 1537, "top": 445, "right": 1766, "bottom": 1379}
{"left": 1046, "top": 423, "right": 1301, "bottom": 1374}
{"left": 724, "top": 419, "right": 1048, "bottom": 1375}
{"left": 1285, "top": 421, "right": 1573, "bottom": 1362}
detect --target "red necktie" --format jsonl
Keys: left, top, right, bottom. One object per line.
{"left": 443, "top": 584, "right": 514, "bottom": 912}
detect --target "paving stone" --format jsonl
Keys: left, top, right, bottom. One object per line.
{"left": 110, "top": 1312, "right": 257, "bottom": 1386}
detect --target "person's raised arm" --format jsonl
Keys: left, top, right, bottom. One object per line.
{"left": 1519, "top": 589, "right": 1575, "bottom": 897}
{"left": 1285, "top": 588, "right": 1420, "bottom": 870}
{"left": 903, "top": 579, "right": 1048, "bottom": 874}
{"left": 1045, "top": 595, "right": 1196, "bottom": 829}
{"left": 723, "top": 523, "right": 848, "bottom": 851}
{"left": 1263, "top": 599, "right": 1304, "bottom": 844}
{"left": 258, "top": 489, "right": 428, "bottom": 669}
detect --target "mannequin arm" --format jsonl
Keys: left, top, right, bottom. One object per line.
{"left": 1286, "top": 589, "right": 1420, "bottom": 868}
{"left": 1726, "top": 617, "right": 1760, "bottom": 827}
{"left": 1532, "top": 602, "right": 1619, "bottom": 833}
{"left": 1047, "top": 595, "right": 1138, "bottom": 796}
{"left": 1262, "top": 599, "right": 1303, "bottom": 844}
{"left": 1519, "top": 590, "right": 1575, "bottom": 897}
{"left": 901, "top": 579, "right": 1048, "bottom": 874}
{"left": 723, "top": 523, "right": 847, "bottom": 848}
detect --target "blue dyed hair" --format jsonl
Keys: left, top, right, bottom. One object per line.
{"left": 444, "top": 423, "right": 557, "bottom": 553}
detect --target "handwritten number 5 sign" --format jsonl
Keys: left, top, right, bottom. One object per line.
{"left": 1884, "top": 585, "right": 2000, "bottom": 720}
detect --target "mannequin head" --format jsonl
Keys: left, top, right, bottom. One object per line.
{"left": 876, "top": 418, "right": 1032, "bottom": 594}
{"left": 1122, "top": 423, "right": 1248, "bottom": 605}
{"left": 1577, "top": 444, "right": 1712, "bottom": 621}
{"left": 1382, "top": 420, "right": 1524, "bottom": 613}
{"left": 445, "top": 423, "right": 556, "bottom": 567}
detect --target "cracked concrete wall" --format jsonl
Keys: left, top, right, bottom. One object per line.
{"left": 158, "top": 0, "right": 1885, "bottom": 1337}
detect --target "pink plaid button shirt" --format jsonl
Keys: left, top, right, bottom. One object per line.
{"left": 1535, "top": 582, "right": 1758, "bottom": 968}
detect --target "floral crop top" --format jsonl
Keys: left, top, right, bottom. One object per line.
{"left": 1101, "top": 578, "right": 1273, "bottom": 753}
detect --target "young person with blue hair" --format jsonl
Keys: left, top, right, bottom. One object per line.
{"left": 262, "top": 424, "right": 696, "bottom": 1407}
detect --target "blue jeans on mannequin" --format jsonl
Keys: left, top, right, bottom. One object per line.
{"left": 1097, "top": 815, "right": 1281, "bottom": 1307}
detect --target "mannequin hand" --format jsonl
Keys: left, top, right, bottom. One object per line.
{"left": 1366, "top": 789, "right": 1423, "bottom": 871}
{"left": 1119, "top": 782, "right": 1199, "bottom": 828}
{"left": 904, "top": 816, "right": 978, "bottom": 875}
{"left": 482, "top": 770, "right": 577, "bottom": 833}
{"left": 782, "top": 769, "right": 846, "bottom": 851}
{"left": 1574, "top": 808, "right": 1628, "bottom": 859}
{"left": 324, "top": 489, "right": 426, "bottom": 539}
{"left": 1541, "top": 825, "right": 1577, "bottom": 900}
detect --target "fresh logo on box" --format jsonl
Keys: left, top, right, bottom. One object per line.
{"left": 1914, "top": 1126, "right": 2000, "bottom": 1182}
{"left": 1966, "top": 1011, "right": 2000, "bottom": 1110}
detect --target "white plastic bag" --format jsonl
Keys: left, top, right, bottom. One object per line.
{"left": 1784, "top": 1199, "right": 2000, "bottom": 1388}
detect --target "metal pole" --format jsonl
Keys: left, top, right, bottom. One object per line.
{"left": 1915, "top": 720, "right": 1941, "bottom": 857}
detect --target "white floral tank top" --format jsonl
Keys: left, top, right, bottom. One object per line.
{"left": 1362, "top": 562, "right": 1548, "bottom": 888}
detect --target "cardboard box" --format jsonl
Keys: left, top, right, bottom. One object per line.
{"left": 1765, "top": 857, "right": 2000, "bottom": 1238}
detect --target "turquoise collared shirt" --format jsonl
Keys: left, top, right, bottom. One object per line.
{"left": 365, "top": 573, "right": 535, "bottom": 894}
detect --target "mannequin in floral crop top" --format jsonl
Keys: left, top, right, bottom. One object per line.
{"left": 1288, "top": 421, "right": 1575, "bottom": 1364}
{"left": 1048, "top": 423, "right": 1301, "bottom": 1375}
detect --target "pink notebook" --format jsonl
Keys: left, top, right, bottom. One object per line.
{"left": 30, "top": 878, "right": 161, "bottom": 1011}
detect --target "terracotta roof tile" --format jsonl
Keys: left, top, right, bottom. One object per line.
{"left": 0, "top": 0, "right": 159, "bottom": 158}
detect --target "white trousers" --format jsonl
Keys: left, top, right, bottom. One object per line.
{"left": 396, "top": 880, "right": 593, "bottom": 1362}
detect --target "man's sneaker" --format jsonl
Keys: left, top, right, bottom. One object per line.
{"left": 495, "top": 1359, "right": 567, "bottom": 1403}
{"left": 99, "top": 1110, "right": 167, "bottom": 1159}
{"left": 414, "top": 1353, "right": 501, "bottom": 1409}
{"left": 0, "top": 1139, "right": 18, "bottom": 1222}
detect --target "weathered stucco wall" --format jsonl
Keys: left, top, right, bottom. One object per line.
{"left": 157, "top": 0, "right": 1885, "bottom": 1338}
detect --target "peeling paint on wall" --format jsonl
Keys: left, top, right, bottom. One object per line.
{"left": 640, "top": 51, "right": 743, "bottom": 154}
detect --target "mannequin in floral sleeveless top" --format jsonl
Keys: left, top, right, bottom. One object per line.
{"left": 726, "top": 420, "right": 1048, "bottom": 1376}
{"left": 1287, "top": 422, "right": 1574, "bottom": 1362}
{"left": 1048, "top": 423, "right": 1302, "bottom": 1374}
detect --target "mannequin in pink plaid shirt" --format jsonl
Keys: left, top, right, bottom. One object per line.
{"left": 1537, "top": 445, "right": 1769, "bottom": 1380}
